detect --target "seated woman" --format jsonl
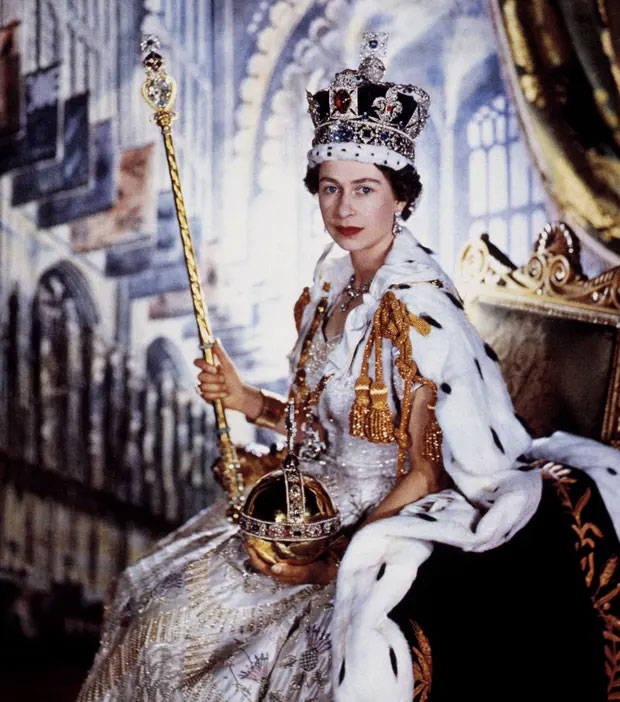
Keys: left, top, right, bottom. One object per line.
{"left": 78, "top": 34, "right": 619, "bottom": 702}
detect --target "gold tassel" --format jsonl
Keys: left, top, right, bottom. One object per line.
{"left": 349, "top": 374, "right": 371, "bottom": 438}
{"left": 368, "top": 380, "right": 395, "bottom": 443}
{"left": 419, "top": 378, "right": 443, "bottom": 463}
{"left": 365, "top": 308, "right": 396, "bottom": 443}
{"left": 422, "top": 418, "right": 443, "bottom": 463}
{"left": 349, "top": 328, "right": 376, "bottom": 440}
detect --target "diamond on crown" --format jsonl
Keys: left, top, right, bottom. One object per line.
{"left": 359, "top": 56, "right": 385, "bottom": 83}
{"left": 360, "top": 31, "right": 388, "bottom": 61}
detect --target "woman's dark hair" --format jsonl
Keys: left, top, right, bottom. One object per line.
{"left": 303, "top": 162, "right": 422, "bottom": 220}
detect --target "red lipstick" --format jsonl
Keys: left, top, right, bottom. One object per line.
{"left": 335, "top": 226, "right": 363, "bottom": 237}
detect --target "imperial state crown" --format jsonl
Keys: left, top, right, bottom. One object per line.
{"left": 306, "top": 32, "right": 430, "bottom": 170}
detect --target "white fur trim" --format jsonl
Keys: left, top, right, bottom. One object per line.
{"left": 307, "top": 142, "right": 414, "bottom": 170}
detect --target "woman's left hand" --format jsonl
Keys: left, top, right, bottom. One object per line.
{"left": 246, "top": 544, "right": 337, "bottom": 586}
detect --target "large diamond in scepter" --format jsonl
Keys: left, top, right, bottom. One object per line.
{"left": 142, "top": 74, "right": 177, "bottom": 111}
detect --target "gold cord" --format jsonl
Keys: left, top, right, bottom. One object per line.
{"left": 348, "top": 290, "right": 441, "bottom": 479}
{"left": 291, "top": 298, "right": 331, "bottom": 421}
{"left": 294, "top": 287, "right": 311, "bottom": 333}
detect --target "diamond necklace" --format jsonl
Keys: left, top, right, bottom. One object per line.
{"left": 339, "top": 274, "right": 373, "bottom": 312}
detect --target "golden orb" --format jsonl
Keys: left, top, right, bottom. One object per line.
{"left": 239, "top": 455, "right": 341, "bottom": 565}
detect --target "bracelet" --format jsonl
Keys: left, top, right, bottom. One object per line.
{"left": 248, "top": 389, "right": 287, "bottom": 430}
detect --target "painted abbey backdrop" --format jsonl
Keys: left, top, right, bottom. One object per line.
{"left": 0, "top": 0, "right": 564, "bottom": 694}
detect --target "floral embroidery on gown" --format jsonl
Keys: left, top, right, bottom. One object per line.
{"left": 78, "top": 328, "right": 402, "bottom": 702}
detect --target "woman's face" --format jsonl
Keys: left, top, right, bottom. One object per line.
{"left": 317, "top": 160, "right": 405, "bottom": 255}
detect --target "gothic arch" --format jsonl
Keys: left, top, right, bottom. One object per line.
{"left": 146, "top": 336, "right": 186, "bottom": 382}
{"left": 35, "top": 260, "right": 100, "bottom": 328}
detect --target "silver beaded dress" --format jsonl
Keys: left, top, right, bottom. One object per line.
{"left": 80, "top": 227, "right": 554, "bottom": 702}
{"left": 78, "top": 319, "right": 403, "bottom": 702}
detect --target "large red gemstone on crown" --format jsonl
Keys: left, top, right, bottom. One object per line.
{"left": 334, "top": 89, "right": 352, "bottom": 113}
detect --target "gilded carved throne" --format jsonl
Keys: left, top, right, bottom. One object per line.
{"left": 457, "top": 222, "right": 620, "bottom": 448}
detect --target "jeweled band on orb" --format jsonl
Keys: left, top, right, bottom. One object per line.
{"left": 239, "top": 512, "right": 342, "bottom": 542}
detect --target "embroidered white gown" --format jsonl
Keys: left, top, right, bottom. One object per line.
{"left": 78, "top": 326, "right": 402, "bottom": 702}
{"left": 80, "top": 228, "right": 617, "bottom": 702}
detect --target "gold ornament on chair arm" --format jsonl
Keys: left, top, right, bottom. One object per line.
{"left": 460, "top": 223, "right": 620, "bottom": 317}
{"left": 140, "top": 35, "right": 244, "bottom": 519}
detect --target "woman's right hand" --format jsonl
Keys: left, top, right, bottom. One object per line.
{"left": 194, "top": 339, "right": 261, "bottom": 416}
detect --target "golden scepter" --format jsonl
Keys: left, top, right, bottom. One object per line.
{"left": 139, "top": 34, "right": 244, "bottom": 519}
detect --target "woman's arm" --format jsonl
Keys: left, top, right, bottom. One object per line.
{"left": 194, "top": 339, "right": 288, "bottom": 435}
{"left": 363, "top": 383, "right": 450, "bottom": 525}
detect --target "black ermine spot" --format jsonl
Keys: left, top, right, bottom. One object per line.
{"left": 418, "top": 513, "right": 437, "bottom": 522}
{"left": 389, "top": 647, "right": 398, "bottom": 677}
{"left": 474, "top": 359, "right": 483, "bottom": 380}
{"left": 484, "top": 343, "right": 499, "bottom": 362}
{"left": 490, "top": 427, "right": 505, "bottom": 454}
{"left": 446, "top": 292, "right": 464, "bottom": 310}
{"left": 420, "top": 314, "right": 442, "bottom": 329}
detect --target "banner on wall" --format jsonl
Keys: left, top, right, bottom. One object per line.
{"left": 148, "top": 290, "right": 195, "bottom": 319}
{"left": 127, "top": 201, "right": 202, "bottom": 298}
{"left": 0, "top": 20, "right": 22, "bottom": 141}
{"left": 10, "top": 92, "right": 89, "bottom": 203}
{"left": 152, "top": 193, "right": 203, "bottom": 257}
{"left": 128, "top": 261, "right": 190, "bottom": 298}
{"left": 155, "top": 190, "right": 177, "bottom": 252}
{"left": 37, "top": 119, "right": 118, "bottom": 228}
{"left": 106, "top": 189, "right": 176, "bottom": 277}
{"left": 104, "top": 240, "right": 154, "bottom": 277}
{"left": 70, "top": 143, "right": 157, "bottom": 252}
{"left": 0, "top": 63, "right": 61, "bottom": 177}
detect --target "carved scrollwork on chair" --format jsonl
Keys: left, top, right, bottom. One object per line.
{"left": 461, "top": 222, "right": 620, "bottom": 321}
{"left": 458, "top": 222, "right": 620, "bottom": 448}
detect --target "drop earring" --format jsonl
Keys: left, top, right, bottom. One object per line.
{"left": 392, "top": 211, "right": 402, "bottom": 236}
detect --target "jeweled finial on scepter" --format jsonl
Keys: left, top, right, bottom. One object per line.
{"left": 140, "top": 34, "right": 177, "bottom": 113}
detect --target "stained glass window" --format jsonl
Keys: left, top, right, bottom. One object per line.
{"left": 467, "top": 95, "right": 547, "bottom": 264}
